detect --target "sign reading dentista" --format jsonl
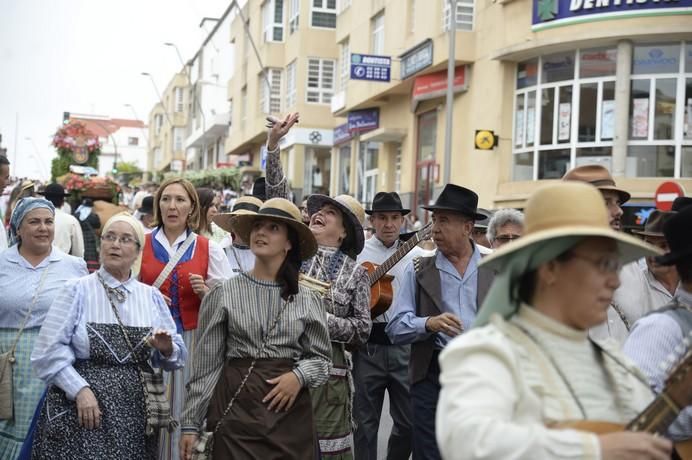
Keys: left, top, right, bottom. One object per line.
{"left": 532, "top": 0, "right": 692, "bottom": 30}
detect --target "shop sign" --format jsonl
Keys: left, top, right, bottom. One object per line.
{"left": 348, "top": 109, "right": 380, "bottom": 133}
{"left": 400, "top": 39, "right": 434, "bottom": 80}
{"left": 532, "top": 0, "right": 692, "bottom": 30}
{"left": 333, "top": 123, "right": 353, "bottom": 145}
{"left": 350, "top": 54, "right": 391, "bottom": 82}
{"left": 412, "top": 66, "right": 468, "bottom": 103}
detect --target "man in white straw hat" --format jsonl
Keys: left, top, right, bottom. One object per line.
{"left": 436, "top": 181, "right": 670, "bottom": 460}
{"left": 214, "top": 195, "right": 263, "bottom": 277}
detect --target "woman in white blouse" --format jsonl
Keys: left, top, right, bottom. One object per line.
{"left": 0, "top": 197, "right": 87, "bottom": 459}
{"left": 436, "top": 182, "right": 672, "bottom": 460}
{"left": 30, "top": 213, "right": 187, "bottom": 459}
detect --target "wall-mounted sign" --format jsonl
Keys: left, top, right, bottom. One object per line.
{"left": 532, "top": 0, "right": 692, "bottom": 30}
{"left": 474, "top": 130, "right": 498, "bottom": 150}
{"left": 412, "top": 66, "right": 468, "bottom": 103}
{"left": 400, "top": 39, "right": 434, "bottom": 80}
{"left": 333, "top": 123, "right": 353, "bottom": 145}
{"left": 348, "top": 108, "right": 380, "bottom": 133}
{"left": 350, "top": 54, "right": 391, "bottom": 82}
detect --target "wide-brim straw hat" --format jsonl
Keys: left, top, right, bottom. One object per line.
{"left": 308, "top": 194, "right": 365, "bottom": 257}
{"left": 480, "top": 181, "right": 660, "bottom": 272}
{"left": 213, "top": 196, "right": 263, "bottom": 233}
{"left": 231, "top": 198, "right": 317, "bottom": 260}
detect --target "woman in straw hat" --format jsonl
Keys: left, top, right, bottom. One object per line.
{"left": 264, "top": 114, "right": 371, "bottom": 459}
{"left": 30, "top": 212, "right": 186, "bottom": 459}
{"left": 436, "top": 182, "right": 672, "bottom": 460}
{"left": 179, "top": 198, "right": 331, "bottom": 460}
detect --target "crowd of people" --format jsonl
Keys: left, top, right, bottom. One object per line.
{"left": 0, "top": 111, "right": 690, "bottom": 460}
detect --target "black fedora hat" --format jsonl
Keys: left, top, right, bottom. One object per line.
{"left": 655, "top": 205, "right": 692, "bottom": 266}
{"left": 422, "top": 184, "right": 486, "bottom": 221}
{"left": 137, "top": 196, "right": 154, "bottom": 215}
{"left": 672, "top": 196, "right": 692, "bottom": 212}
{"left": 366, "top": 192, "right": 410, "bottom": 215}
{"left": 38, "top": 183, "right": 70, "bottom": 197}
{"left": 251, "top": 177, "right": 266, "bottom": 201}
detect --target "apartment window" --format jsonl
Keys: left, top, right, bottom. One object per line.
{"left": 289, "top": 0, "right": 300, "bottom": 34}
{"left": 443, "top": 0, "right": 474, "bottom": 32}
{"left": 408, "top": 0, "right": 416, "bottom": 35}
{"left": 243, "top": 20, "right": 251, "bottom": 58}
{"left": 371, "top": 12, "right": 385, "bottom": 55}
{"left": 286, "top": 60, "right": 297, "bottom": 108}
{"left": 311, "top": 0, "right": 337, "bottom": 28}
{"left": 260, "top": 68, "right": 283, "bottom": 114}
{"left": 338, "top": 0, "right": 351, "bottom": 13}
{"left": 627, "top": 42, "right": 691, "bottom": 178}
{"left": 128, "top": 137, "right": 139, "bottom": 146}
{"left": 306, "top": 58, "right": 335, "bottom": 104}
{"left": 262, "top": 0, "right": 285, "bottom": 42}
{"left": 174, "top": 128, "right": 183, "bottom": 151}
{"left": 174, "top": 87, "right": 184, "bottom": 113}
{"left": 240, "top": 86, "right": 247, "bottom": 129}
{"left": 339, "top": 38, "right": 350, "bottom": 90}
{"left": 154, "top": 147, "right": 162, "bottom": 167}
{"left": 512, "top": 49, "right": 618, "bottom": 181}
{"left": 155, "top": 114, "right": 163, "bottom": 134}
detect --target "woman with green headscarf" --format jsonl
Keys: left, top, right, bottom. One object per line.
{"left": 436, "top": 182, "right": 673, "bottom": 460}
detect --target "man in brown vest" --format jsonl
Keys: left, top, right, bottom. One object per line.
{"left": 385, "top": 184, "right": 494, "bottom": 460}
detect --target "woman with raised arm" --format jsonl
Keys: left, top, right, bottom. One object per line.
{"left": 264, "top": 114, "right": 371, "bottom": 459}
{"left": 138, "top": 178, "right": 232, "bottom": 460}
{"left": 179, "top": 198, "right": 331, "bottom": 459}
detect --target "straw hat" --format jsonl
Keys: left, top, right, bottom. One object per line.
{"left": 213, "top": 196, "right": 263, "bottom": 233}
{"left": 308, "top": 194, "right": 365, "bottom": 257}
{"left": 562, "top": 164, "right": 630, "bottom": 204}
{"left": 231, "top": 198, "right": 317, "bottom": 260}
{"left": 480, "top": 181, "right": 659, "bottom": 271}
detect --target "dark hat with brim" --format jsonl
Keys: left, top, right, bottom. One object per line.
{"left": 655, "top": 206, "right": 692, "bottom": 266}
{"left": 308, "top": 194, "right": 365, "bottom": 258}
{"left": 672, "top": 196, "right": 692, "bottom": 212}
{"left": 231, "top": 198, "right": 317, "bottom": 260}
{"left": 633, "top": 210, "right": 674, "bottom": 238}
{"left": 422, "top": 184, "right": 486, "bottom": 221}
{"left": 38, "top": 183, "right": 70, "bottom": 197}
{"left": 137, "top": 196, "right": 154, "bottom": 215}
{"left": 366, "top": 192, "right": 410, "bottom": 215}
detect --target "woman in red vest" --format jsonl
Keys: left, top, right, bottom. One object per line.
{"left": 139, "top": 178, "right": 232, "bottom": 460}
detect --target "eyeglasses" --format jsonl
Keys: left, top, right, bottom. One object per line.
{"left": 101, "top": 233, "right": 139, "bottom": 246}
{"left": 495, "top": 234, "right": 521, "bottom": 242}
{"left": 570, "top": 253, "right": 623, "bottom": 273}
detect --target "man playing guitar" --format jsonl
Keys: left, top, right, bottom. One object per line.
{"left": 353, "top": 192, "right": 427, "bottom": 460}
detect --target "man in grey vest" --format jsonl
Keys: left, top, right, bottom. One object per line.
{"left": 624, "top": 205, "right": 692, "bottom": 443}
{"left": 385, "top": 184, "right": 494, "bottom": 460}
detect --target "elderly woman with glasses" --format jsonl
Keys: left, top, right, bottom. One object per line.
{"left": 436, "top": 182, "right": 673, "bottom": 460}
{"left": 0, "top": 197, "right": 87, "bottom": 459}
{"left": 30, "top": 213, "right": 187, "bottom": 459}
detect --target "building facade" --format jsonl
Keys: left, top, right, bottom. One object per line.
{"left": 146, "top": 72, "right": 190, "bottom": 177}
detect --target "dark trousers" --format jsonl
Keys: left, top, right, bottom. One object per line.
{"left": 353, "top": 343, "right": 413, "bottom": 460}
{"left": 410, "top": 351, "right": 441, "bottom": 460}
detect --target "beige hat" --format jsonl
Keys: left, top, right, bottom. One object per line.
{"left": 481, "top": 181, "right": 659, "bottom": 271}
{"left": 231, "top": 198, "right": 317, "bottom": 260}
{"left": 213, "top": 196, "right": 263, "bottom": 233}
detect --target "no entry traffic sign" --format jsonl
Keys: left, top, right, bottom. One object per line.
{"left": 655, "top": 181, "right": 686, "bottom": 211}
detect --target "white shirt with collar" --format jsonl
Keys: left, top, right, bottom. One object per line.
{"left": 53, "top": 208, "right": 84, "bottom": 257}
{"left": 357, "top": 235, "right": 426, "bottom": 323}
{"left": 152, "top": 229, "right": 233, "bottom": 287}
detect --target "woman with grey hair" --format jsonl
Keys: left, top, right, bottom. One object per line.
{"left": 487, "top": 208, "right": 525, "bottom": 249}
{"left": 0, "top": 197, "right": 87, "bottom": 459}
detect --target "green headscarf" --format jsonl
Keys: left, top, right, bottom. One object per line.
{"left": 472, "top": 236, "right": 583, "bottom": 328}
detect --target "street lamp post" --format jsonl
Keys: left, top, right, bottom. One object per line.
{"left": 443, "top": 0, "right": 458, "bottom": 186}
{"left": 124, "top": 103, "right": 148, "bottom": 144}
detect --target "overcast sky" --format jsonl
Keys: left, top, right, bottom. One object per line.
{"left": 0, "top": 0, "right": 230, "bottom": 180}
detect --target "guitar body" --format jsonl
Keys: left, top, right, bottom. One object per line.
{"left": 362, "top": 261, "right": 394, "bottom": 318}
{"left": 556, "top": 421, "right": 692, "bottom": 459}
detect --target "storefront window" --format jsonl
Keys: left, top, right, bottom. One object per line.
{"left": 686, "top": 43, "right": 692, "bottom": 72}
{"left": 576, "top": 147, "right": 613, "bottom": 170}
{"left": 682, "top": 147, "right": 692, "bottom": 177}
{"left": 540, "top": 88, "right": 555, "bottom": 145}
{"left": 685, "top": 78, "right": 692, "bottom": 140}
{"left": 654, "top": 78, "right": 676, "bottom": 140}
{"left": 512, "top": 152, "right": 533, "bottom": 181}
{"left": 542, "top": 52, "right": 575, "bottom": 83}
{"left": 538, "top": 149, "right": 570, "bottom": 179}
{"left": 580, "top": 48, "right": 617, "bottom": 78}
{"left": 517, "top": 59, "right": 538, "bottom": 89}
{"left": 338, "top": 145, "right": 351, "bottom": 195}
{"left": 630, "top": 79, "right": 651, "bottom": 139}
{"left": 358, "top": 142, "right": 379, "bottom": 208}
{"left": 415, "top": 111, "right": 437, "bottom": 219}
{"left": 632, "top": 44, "right": 681, "bottom": 75}
{"left": 626, "top": 146, "right": 675, "bottom": 177}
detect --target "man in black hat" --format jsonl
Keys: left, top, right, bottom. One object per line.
{"left": 385, "top": 184, "right": 494, "bottom": 460}
{"left": 672, "top": 196, "right": 692, "bottom": 212}
{"left": 39, "top": 183, "right": 84, "bottom": 257}
{"left": 624, "top": 205, "right": 692, "bottom": 443}
{"left": 135, "top": 195, "right": 155, "bottom": 233}
{"left": 353, "top": 192, "right": 425, "bottom": 460}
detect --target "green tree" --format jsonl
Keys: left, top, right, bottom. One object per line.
{"left": 114, "top": 161, "right": 142, "bottom": 174}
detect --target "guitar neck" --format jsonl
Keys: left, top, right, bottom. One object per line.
{"left": 369, "top": 236, "right": 420, "bottom": 285}
{"left": 626, "top": 392, "right": 681, "bottom": 435}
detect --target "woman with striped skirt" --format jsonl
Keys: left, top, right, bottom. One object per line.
{"left": 0, "top": 197, "right": 87, "bottom": 459}
{"left": 138, "top": 178, "right": 232, "bottom": 460}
